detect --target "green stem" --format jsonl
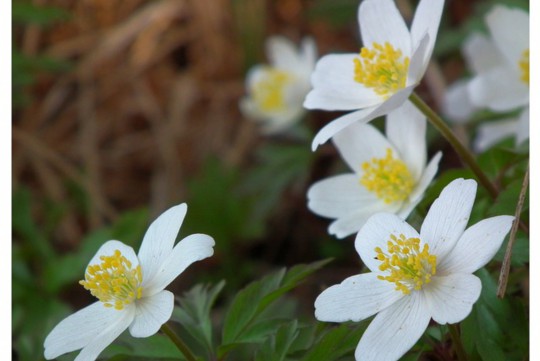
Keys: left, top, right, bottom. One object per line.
{"left": 448, "top": 324, "right": 468, "bottom": 361}
{"left": 409, "top": 92, "right": 498, "bottom": 199}
{"left": 161, "top": 323, "right": 198, "bottom": 361}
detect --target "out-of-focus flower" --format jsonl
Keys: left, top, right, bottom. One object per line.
{"left": 240, "top": 36, "right": 317, "bottom": 135}
{"left": 44, "top": 204, "right": 215, "bottom": 361}
{"left": 307, "top": 101, "right": 441, "bottom": 238}
{"left": 314, "top": 178, "right": 514, "bottom": 361}
{"left": 443, "top": 6, "right": 529, "bottom": 151}
{"left": 304, "top": 0, "right": 445, "bottom": 150}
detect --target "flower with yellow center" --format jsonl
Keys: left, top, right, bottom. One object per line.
{"left": 444, "top": 6, "right": 529, "bottom": 151}
{"left": 314, "top": 178, "right": 514, "bottom": 361}
{"left": 304, "top": 0, "right": 445, "bottom": 150}
{"left": 44, "top": 204, "right": 215, "bottom": 361}
{"left": 241, "top": 36, "right": 317, "bottom": 135}
{"left": 307, "top": 101, "right": 441, "bottom": 239}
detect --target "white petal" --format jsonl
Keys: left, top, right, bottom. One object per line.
{"left": 266, "top": 36, "right": 301, "bottom": 71}
{"left": 407, "top": 32, "right": 431, "bottom": 83}
{"left": 424, "top": 274, "right": 481, "bottom": 324}
{"left": 143, "top": 234, "right": 215, "bottom": 296}
{"left": 359, "top": 0, "right": 411, "bottom": 57}
{"left": 86, "top": 240, "right": 138, "bottom": 270}
{"left": 398, "top": 151, "right": 442, "bottom": 218}
{"left": 138, "top": 204, "right": 187, "bottom": 287}
{"left": 473, "top": 118, "right": 519, "bottom": 152}
{"left": 462, "top": 33, "right": 504, "bottom": 74}
{"left": 438, "top": 216, "right": 514, "bottom": 275}
{"left": 386, "top": 101, "right": 426, "bottom": 181}
{"left": 329, "top": 201, "right": 401, "bottom": 239}
{"left": 300, "top": 37, "right": 318, "bottom": 71}
{"left": 516, "top": 106, "right": 529, "bottom": 144}
{"left": 44, "top": 302, "right": 134, "bottom": 360}
{"left": 485, "top": 6, "right": 529, "bottom": 71}
{"left": 468, "top": 67, "right": 529, "bottom": 111}
{"left": 304, "top": 54, "right": 381, "bottom": 110}
{"left": 355, "top": 213, "right": 421, "bottom": 273}
{"left": 315, "top": 273, "right": 404, "bottom": 322}
{"left": 410, "top": 0, "right": 444, "bottom": 66}
{"left": 420, "top": 178, "right": 477, "bottom": 260}
{"left": 311, "top": 85, "right": 414, "bottom": 150}
{"left": 129, "top": 290, "right": 174, "bottom": 338}
{"left": 333, "top": 121, "right": 397, "bottom": 174}
{"left": 355, "top": 292, "right": 431, "bottom": 361}
{"left": 307, "top": 174, "right": 381, "bottom": 219}
{"left": 443, "top": 79, "right": 476, "bottom": 123}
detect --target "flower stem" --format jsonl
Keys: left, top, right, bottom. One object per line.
{"left": 161, "top": 323, "right": 198, "bottom": 361}
{"left": 409, "top": 92, "right": 498, "bottom": 199}
{"left": 448, "top": 324, "right": 468, "bottom": 361}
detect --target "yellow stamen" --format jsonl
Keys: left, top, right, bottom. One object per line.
{"left": 360, "top": 148, "right": 414, "bottom": 204}
{"left": 80, "top": 250, "right": 143, "bottom": 310}
{"left": 353, "top": 42, "right": 410, "bottom": 99}
{"left": 519, "top": 49, "right": 529, "bottom": 85}
{"left": 376, "top": 234, "right": 437, "bottom": 295}
{"left": 253, "top": 68, "right": 294, "bottom": 112}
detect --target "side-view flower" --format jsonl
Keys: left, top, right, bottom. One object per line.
{"left": 240, "top": 36, "right": 317, "bottom": 135}
{"left": 304, "top": 0, "right": 445, "bottom": 150}
{"left": 307, "top": 101, "right": 441, "bottom": 238}
{"left": 43, "top": 203, "right": 215, "bottom": 361}
{"left": 314, "top": 178, "right": 514, "bottom": 361}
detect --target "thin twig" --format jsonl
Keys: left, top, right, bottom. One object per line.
{"left": 497, "top": 162, "right": 529, "bottom": 298}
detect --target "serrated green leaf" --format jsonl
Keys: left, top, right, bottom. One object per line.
{"left": 301, "top": 323, "right": 366, "bottom": 361}
{"left": 255, "top": 320, "right": 300, "bottom": 361}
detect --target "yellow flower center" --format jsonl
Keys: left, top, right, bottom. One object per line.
{"left": 353, "top": 42, "right": 410, "bottom": 99}
{"left": 360, "top": 148, "right": 414, "bottom": 204}
{"left": 253, "top": 68, "right": 294, "bottom": 112}
{"left": 80, "top": 250, "right": 143, "bottom": 310}
{"left": 519, "top": 49, "right": 529, "bottom": 85}
{"left": 375, "top": 234, "right": 437, "bottom": 295}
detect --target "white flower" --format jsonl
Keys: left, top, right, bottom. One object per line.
{"left": 240, "top": 36, "right": 317, "bottom": 134}
{"left": 308, "top": 101, "right": 441, "bottom": 238}
{"left": 314, "top": 178, "right": 514, "bottom": 361}
{"left": 304, "top": 0, "right": 445, "bottom": 150}
{"left": 44, "top": 204, "right": 215, "bottom": 361}
{"left": 443, "top": 6, "right": 529, "bottom": 151}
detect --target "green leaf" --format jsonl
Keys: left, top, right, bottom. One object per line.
{"left": 102, "top": 333, "right": 183, "bottom": 360}
{"left": 301, "top": 323, "right": 366, "bottom": 361}
{"left": 255, "top": 320, "right": 300, "bottom": 361}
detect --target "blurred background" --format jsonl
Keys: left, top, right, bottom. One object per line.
{"left": 12, "top": 0, "right": 529, "bottom": 360}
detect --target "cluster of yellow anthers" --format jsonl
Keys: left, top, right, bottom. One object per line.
{"left": 360, "top": 148, "right": 414, "bottom": 204}
{"left": 79, "top": 250, "right": 143, "bottom": 310}
{"left": 353, "top": 42, "right": 410, "bottom": 98}
{"left": 253, "top": 68, "right": 294, "bottom": 112}
{"left": 375, "top": 234, "right": 437, "bottom": 295}
{"left": 519, "top": 49, "right": 529, "bottom": 85}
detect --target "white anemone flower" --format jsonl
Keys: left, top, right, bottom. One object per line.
{"left": 304, "top": 0, "right": 445, "bottom": 150}
{"left": 240, "top": 36, "right": 317, "bottom": 134}
{"left": 314, "top": 178, "right": 514, "bottom": 361}
{"left": 44, "top": 204, "right": 215, "bottom": 361}
{"left": 308, "top": 101, "right": 441, "bottom": 238}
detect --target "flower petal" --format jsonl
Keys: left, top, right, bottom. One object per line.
{"left": 129, "top": 290, "right": 174, "bottom": 338}
{"left": 407, "top": 32, "right": 430, "bottom": 83}
{"left": 300, "top": 37, "right": 318, "bottom": 71}
{"left": 307, "top": 174, "right": 381, "bottom": 219}
{"left": 386, "top": 101, "right": 426, "bottom": 181}
{"left": 355, "top": 213, "right": 421, "bottom": 273}
{"left": 463, "top": 33, "right": 503, "bottom": 74}
{"left": 438, "top": 216, "right": 514, "bottom": 275}
{"left": 138, "top": 204, "right": 187, "bottom": 287}
{"left": 424, "top": 273, "right": 481, "bottom": 324}
{"left": 485, "top": 5, "right": 529, "bottom": 71}
{"left": 468, "top": 67, "right": 529, "bottom": 111}
{"left": 420, "top": 178, "right": 477, "bottom": 260}
{"left": 359, "top": 0, "right": 411, "bottom": 57}
{"left": 143, "top": 234, "right": 215, "bottom": 296}
{"left": 355, "top": 291, "right": 431, "bottom": 361}
{"left": 266, "top": 36, "right": 302, "bottom": 71}
{"left": 311, "top": 85, "right": 414, "bottom": 150}
{"left": 44, "top": 302, "right": 134, "bottom": 360}
{"left": 329, "top": 201, "right": 401, "bottom": 239}
{"left": 333, "top": 121, "right": 396, "bottom": 174}
{"left": 86, "top": 240, "right": 138, "bottom": 270}
{"left": 304, "top": 54, "right": 382, "bottom": 111}
{"left": 516, "top": 106, "right": 529, "bottom": 145}
{"left": 315, "top": 273, "right": 404, "bottom": 322}
{"left": 443, "top": 79, "right": 476, "bottom": 123}
{"left": 473, "top": 118, "right": 519, "bottom": 152}
{"left": 410, "top": 0, "right": 444, "bottom": 65}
